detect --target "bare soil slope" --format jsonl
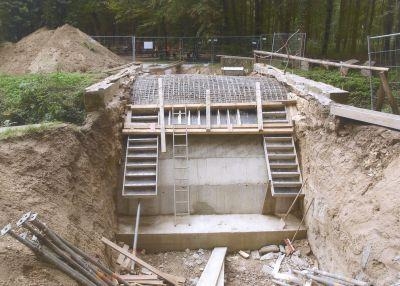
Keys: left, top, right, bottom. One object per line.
{"left": 0, "top": 24, "right": 125, "bottom": 74}
{"left": 295, "top": 97, "right": 400, "bottom": 285}
{"left": 0, "top": 103, "right": 123, "bottom": 285}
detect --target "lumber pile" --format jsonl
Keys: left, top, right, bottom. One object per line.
{"left": 102, "top": 237, "right": 186, "bottom": 286}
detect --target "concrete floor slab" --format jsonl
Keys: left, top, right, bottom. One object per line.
{"left": 117, "top": 214, "right": 306, "bottom": 251}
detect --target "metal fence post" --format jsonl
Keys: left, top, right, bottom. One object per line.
{"left": 367, "top": 36, "right": 374, "bottom": 110}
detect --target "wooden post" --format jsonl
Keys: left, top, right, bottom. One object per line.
{"left": 379, "top": 71, "right": 399, "bottom": 114}
{"left": 256, "top": 82, "right": 263, "bottom": 131}
{"left": 158, "top": 78, "right": 166, "bottom": 152}
{"left": 375, "top": 85, "right": 385, "bottom": 111}
{"left": 206, "top": 90, "right": 211, "bottom": 131}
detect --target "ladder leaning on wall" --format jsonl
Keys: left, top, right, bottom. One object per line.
{"left": 172, "top": 107, "right": 190, "bottom": 225}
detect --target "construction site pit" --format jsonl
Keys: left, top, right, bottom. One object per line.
{"left": 0, "top": 59, "right": 399, "bottom": 286}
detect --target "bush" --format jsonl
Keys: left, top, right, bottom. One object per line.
{"left": 0, "top": 73, "right": 95, "bottom": 126}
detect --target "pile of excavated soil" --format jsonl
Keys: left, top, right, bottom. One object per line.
{"left": 0, "top": 24, "right": 125, "bottom": 74}
{"left": 294, "top": 97, "right": 400, "bottom": 285}
{"left": 0, "top": 102, "right": 124, "bottom": 284}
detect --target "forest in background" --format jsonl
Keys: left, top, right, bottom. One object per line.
{"left": 0, "top": 0, "right": 399, "bottom": 59}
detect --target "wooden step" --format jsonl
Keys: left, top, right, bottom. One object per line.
{"left": 269, "top": 162, "right": 298, "bottom": 168}
{"left": 264, "top": 137, "right": 292, "bottom": 142}
{"left": 128, "top": 137, "right": 158, "bottom": 142}
{"left": 128, "top": 145, "right": 157, "bottom": 150}
{"left": 125, "top": 170, "right": 157, "bottom": 177}
{"left": 273, "top": 181, "right": 302, "bottom": 188}
{"left": 127, "top": 153, "right": 157, "bottom": 159}
{"left": 268, "top": 154, "right": 296, "bottom": 160}
{"left": 267, "top": 145, "right": 294, "bottom": 151}
{"left": 271, "top": 171, "right": 300, "bottom": 178}
{"left": 124, "top": 181, "right": 156, "bottom": 188}
{"left": 126, "top": 162, "right": 157, "bottom": 168}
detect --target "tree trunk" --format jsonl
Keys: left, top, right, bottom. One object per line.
{"left": 322, "top": 0, "right": 333, "bottom": 56}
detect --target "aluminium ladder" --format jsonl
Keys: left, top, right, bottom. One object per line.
{"left": 172, "top": 107, "right": 190, "bottom": 225}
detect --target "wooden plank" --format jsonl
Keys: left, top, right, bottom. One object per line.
{"left": 197, "top": 247, "right": 227, "bottom": 286}
{"left": 331, "top": 103, "right": 400, "bottom": 131}
{"left": 116, "top": 244, "right": 130, "bottom": 265}
{"left": 158, "top": 78, "right": 166, "bottom": 152}
{"left": 375, "top": 85, "right": 385, "bottom": 111}
{"left": 253, "top": 50, "right": 389, "bottom": 72}
{"left": 262, "top": 181, "right": 276, "bottom": 215}
{"left": 122, "top": 127, "right": 294, "bottom": 135}
{"left": 127, "top": 100, "right": 297, "bottom": 111}
{"left": 118, "top": 275, "right": 158, "bottom": 280}
{"left": 216, "top": 263, "right": 224, "bottom": 286}
{"left": 379, "top": 72, "right": 399, "bottom": 114}
{"left": 256, "top": 82, "right": 263, "bottom": 131}
{"left": 125, "top": 110, "right": 132, "bottom": 128}
{"left": 206, "top": 90, "right": 211, "bottom": 131}
{"left": 272, "top": 254, "right": 285, "bottom": 276}
{"left": 101, "top": 237, "right": 185, "bottom": 286}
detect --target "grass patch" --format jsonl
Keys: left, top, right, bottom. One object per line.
{"left": 0, "top": 122, "right": 62, "bottom": 140}
{"left": 0, "top": 72, "right": 96, "bottom": 127}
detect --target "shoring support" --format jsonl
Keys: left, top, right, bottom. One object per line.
{"left": 130, "top": 199, "right": 141, "bottom": 271}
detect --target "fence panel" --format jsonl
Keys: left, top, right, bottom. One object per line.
{"left": 368, "top": 33, "right": 400, "bottom": 111}
{"left": 91, "top": 33, "right": 306, "bottom": 65}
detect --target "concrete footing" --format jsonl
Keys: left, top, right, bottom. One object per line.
{"left": 117, "top": 214, "right": 306, "bottom": 251}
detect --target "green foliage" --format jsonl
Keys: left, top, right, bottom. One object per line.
{"left": 0, "top": 73, "right": 95, "bottom": 126}
{"left": 289, "top": 67, "right": 381, "bottom": 109}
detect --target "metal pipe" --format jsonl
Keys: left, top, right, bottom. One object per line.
{"left": 28, "top": 217, "right": 116, "bottom": 286}
{"left": 131, "top": 199, "right": 141, "bottom": 271}
{"left": 1, "top": 225, "right": 97, "bottom": 286}
{"left": 20, "top": 222, "right": 107, "bottom": 286}
{"left": 307, "top": 268, "right": 369, "bottom": 286}
{"left": 293, "top": 270, "right": 346, "bottom": 286}
{"left": 56, "top": 232, "right": 130, "bottom": 286}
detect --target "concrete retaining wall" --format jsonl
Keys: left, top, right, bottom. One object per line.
{"left": 118, "top": 134, "right": 269, "bottom": 215}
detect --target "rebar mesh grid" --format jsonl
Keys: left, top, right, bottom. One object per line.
{"left": 132, "top": 75, "right": 288, "bottom": 105}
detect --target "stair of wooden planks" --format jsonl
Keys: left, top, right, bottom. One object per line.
{"left": 263, "top": 135, "right": 303, "bottom": 197}
{"left": 122, "top": 135, "right": 159, "bottom": 197}
{"left": 263, "top": 105, "right": 289, "bottom": 124}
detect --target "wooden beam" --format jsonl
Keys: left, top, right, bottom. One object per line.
{"left": 123, "top": 127, "right": 293, "bottom": 135}
{"left": 331, "top": 103, "right": 400, "bottom": 131}
{"left": 262, "top": 181, "right": 276, "bottom": 215}
{"left": 255, "top": 64, "right": 348, "bottom": 104}
{"left": 101, "top": 237, "right": 185, "bottom": 286}
{"left": 158, "top": 78, "right": 166, "bottom": 152}
{"left": 127, "top": 100, "right": 297, "bottom": 111}
{"left": 256, "top": 82, "right": 263, "bottom": 131}
{"left": 375, "top": 85, "right": 385, "bottom": 111}
{"left": 206, "top": 90, "right": 211, "bottom": 131}
{"left": 197, "top": 247, "right": 227, "bottom": 286}
{"left": 253, "top": 50, "right": 389, "bottom": 72}
{"left": 379, "top": 71, "right": 399, "bottom": 114}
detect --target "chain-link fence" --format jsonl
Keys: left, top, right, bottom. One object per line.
{"left": 367, "top": 33, "right": 400, "bottom": 111}
{"left": 91, "top": 33, "right": 306, "bottom": 64}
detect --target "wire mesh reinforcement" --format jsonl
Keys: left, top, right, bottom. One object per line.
{"left": 132, "top": 75, "right": 288, "bottom": 105}
{"left": 368, "top": 33, "right": 400, "bottom": 110}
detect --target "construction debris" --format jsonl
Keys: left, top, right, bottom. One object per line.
{"left": 259, "top": 244, "right": 280, "bottom": 255}
{"left": 238, "top": 250, "right": 250, "bottom": 259}
{"left": 1, "top": 212, "right": 130, "bottom": 286}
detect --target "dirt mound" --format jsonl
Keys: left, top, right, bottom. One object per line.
{"left": 0, "top": 24, "right": 125, "bottom": 74}
{"left": 0, "top": 105, "right": 123, "bottom": 284}
{"left": 295, "top": 98, "right": 400, "bottom": 285}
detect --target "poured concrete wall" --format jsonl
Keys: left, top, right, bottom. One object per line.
{"left": 118, "top": 134, "right": 270, "bottom": 215}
